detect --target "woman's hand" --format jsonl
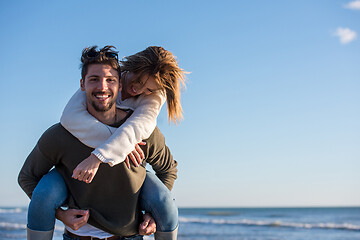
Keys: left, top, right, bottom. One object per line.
{"left": 125, "top": 141, "right": 146, "bottom": 169}
{"left": 72, "top": 154, "right": 102, "bottom": 183}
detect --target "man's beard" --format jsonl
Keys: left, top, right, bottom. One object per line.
{"left": 90, "top": 91, "right": 117, "bottom": 112}
{"left": 91, "top": 100, "right": 116, "bottom": 112}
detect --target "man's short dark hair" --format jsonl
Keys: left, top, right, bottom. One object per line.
{"left": 80, "top": 45, "right": 121, "bottom": 80}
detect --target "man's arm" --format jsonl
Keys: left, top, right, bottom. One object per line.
{"left": 144, "top": 127, "right": 178, "bottom": 190}
{"left": 18, "top": 144, "right": 55, "bottom": 198}
{"left": 56, "top": 208, "right": 156, "bottom": 235}
{"left": 18, "top": 124, "right": 60, "bottom": 198}
{"left": 56, "top": 208, "right": 90, "bottom": 231}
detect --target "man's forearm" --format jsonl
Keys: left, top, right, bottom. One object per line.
{"left": 55, "top": 208, "right": 65, "bottom": 221}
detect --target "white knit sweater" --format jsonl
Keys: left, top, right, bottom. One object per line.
{"left": 60, "top": 89, "right": 166, "bottom": 166}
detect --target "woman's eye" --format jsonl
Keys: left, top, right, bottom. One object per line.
{"left": 135, "top": 78, "right": 144, "bottom": 85}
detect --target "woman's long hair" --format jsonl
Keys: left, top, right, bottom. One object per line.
{"left": 121, "top": 46, "right": 187, "bottom": 124}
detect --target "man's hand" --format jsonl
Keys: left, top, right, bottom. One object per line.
{"left": 55, "top": 208, "right": 89, "bottom": 231}
{"left": 72, "top": 154, "right": 101, "bottom": 183}
{"left": 139, "top": 213, "right": 156, "bottom": 236}
{"left": 125, "top": 142, "right": 146, "bottom": 169}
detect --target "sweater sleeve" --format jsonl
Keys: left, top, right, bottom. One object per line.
{"left": 18, "top": 126, "right": 59, "bottom": 198}
{"left": 91, "top": 91, "right": 166, "bottom": 166}
{"left": 60, "top": 89, "right": 116, "bottom": 148}
{"left": 144, "top": 127, "right": 178, "bottom": 190}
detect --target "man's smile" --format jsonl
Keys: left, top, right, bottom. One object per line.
{"left": 93, "top": 92, "right": 112, "bottom": 101}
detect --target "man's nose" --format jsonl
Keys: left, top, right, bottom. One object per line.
{"left": 97, "top": 79, "right": 108, "bottom": 90}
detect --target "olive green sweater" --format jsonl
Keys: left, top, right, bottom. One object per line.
{"left": 18, "top": 123, "right": 177, "bottom": 236}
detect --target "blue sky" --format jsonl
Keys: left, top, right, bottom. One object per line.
{"left": 1, "top": 0, "right": 359, "bottom": 207}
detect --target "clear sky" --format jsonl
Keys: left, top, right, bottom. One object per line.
{"left": 1, "top": 0, "right": 359, "bottom": 207}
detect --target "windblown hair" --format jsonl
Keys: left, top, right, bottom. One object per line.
{"left": 80, "top": 45, "right": 121, "bottom": 80}
{"left": 121, "top": 46, "right": 187, "bottom": 124}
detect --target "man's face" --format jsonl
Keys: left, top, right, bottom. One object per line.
{"left": 81, "top": 64, "right": 120, "bottom": 112}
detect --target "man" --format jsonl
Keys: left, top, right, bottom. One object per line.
{"left": 18, "top": 46, "right": 178, "bottom": 240}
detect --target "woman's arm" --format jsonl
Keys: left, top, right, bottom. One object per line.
{"left": 60, "top": 89, "right": 116, "bottom": 148}
{"left": 92, "top": 91, "right": 166, "bottom": 166}
{"left": 61, "top": 88, "right": 165, "bottom": 166}
{"left": 62, "top": 89, "right": 165, "bottom": 183}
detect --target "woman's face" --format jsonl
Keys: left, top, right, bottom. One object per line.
{"left": 121, "top": 72, "right": 160, "bottom": 99}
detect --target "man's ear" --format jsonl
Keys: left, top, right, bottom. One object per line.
{"left": 80, "top": 79, "right": 85, "bottom": 91}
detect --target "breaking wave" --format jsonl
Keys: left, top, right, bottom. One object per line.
{"left": 179, "top": 217, "right": 360, "bottom": 231}
{"left": 0, "top": 208, "right": 24, "bottom": 214}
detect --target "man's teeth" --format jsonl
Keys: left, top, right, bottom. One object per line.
{"left": 95, "top": 94, "right": 110, "bottom": 99}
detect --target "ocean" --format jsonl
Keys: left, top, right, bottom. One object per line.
{"left": 0, "top": 207, "right": 359, "bottom": 240}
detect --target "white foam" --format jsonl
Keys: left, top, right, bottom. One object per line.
{"left": 178, "top": 217, "right": 360, "bottom": 231}
{"left": 0, "top": 207, "right": 24, "bottom": 213}
{"left": 0, "top": 222, "right": 27, "bottom": 230}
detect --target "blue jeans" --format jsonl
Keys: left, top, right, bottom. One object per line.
{"left": 28, "top": 169, "right": 68, "bottom": 231}
{"left": 139, "top": 171, "right": 178, "bottom": 232}
{"left": 28, "top": 169, "right": 178, "bottom": 233}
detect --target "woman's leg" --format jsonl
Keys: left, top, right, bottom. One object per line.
{"left": 139, "top": 171, "right": 178, "bottom": 234}
{"left": 28, "top": 168, "right": 68, "bottom": 231}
